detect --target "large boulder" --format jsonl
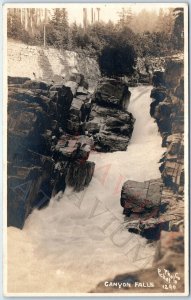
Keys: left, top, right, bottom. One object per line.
{"left": 152, "top": 71, "right": 165, "bottom": 87}
{"left": 94, "top": 78, "right": 131, "bottom": 110}
{"left": 120, "top": 179, "right": 163, "bottom": 218}
{"left": 67, "top": 98, "right": 92, "bottom": 134}
{"left": 94, "top": 131, "right": 131, "bottom": 152}
{"left": 53, "top": 134, "right": 95, "bottom": 191}
{"left": 54, "top": 134, "right": 93, "bottom": 161}
{"left": 66, "top": 161, "right": 95, "bottom": 191}
{"left": 150, "top": 87, "right": 167, "bottom": 103}
{"left": 87, "top": 104, "right": 135, "bottom": 152}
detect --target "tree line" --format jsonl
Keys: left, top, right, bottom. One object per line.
{"left": 7, "top": 7, "right": 184, "bottom": 77}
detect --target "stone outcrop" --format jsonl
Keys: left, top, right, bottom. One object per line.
{"left": 7, "top": 75, "right": 95, "bottom": 229}
{"left": 121, "top": 179, "right": 163, "bottom": 217}
{"left": 120, "top": 179, "right": 166, "bottom": 240}
{"left": 86, "top": 78, "right": 135, "bottom": 152}
{"left": 150, "top": 59, "right": 184, "bottom": 192}
{"left": 65, "top": 74, "right": 92, "bottom": 134}
{"left": 53, "top": 134, "right": 95, "bottom": 192}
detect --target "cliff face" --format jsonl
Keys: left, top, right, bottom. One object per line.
{"left": 151, "top": 59, "right": 184, "bottom": 194}
{"left": 7, "top": 40, "right": 100, "bottom": 89}
{"left": 7, "top": 76, "right": 95, "bottom": 228}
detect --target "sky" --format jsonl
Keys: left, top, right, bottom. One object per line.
{"left": 62, "top": 3, "right": 178, "bottom": 24}
{"left": 6, "top": 3, "right": 185, "bottom": 25}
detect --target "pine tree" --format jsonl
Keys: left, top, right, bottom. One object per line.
{"left": 117, "top": 7, "right": 133, "bottom": 28}
{"left": 47, "top": 8, "right": 69, "bottom": 48}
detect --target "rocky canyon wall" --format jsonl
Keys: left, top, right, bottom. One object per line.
{"left": 7, "top": 73, "right": 135, "bottom": 229}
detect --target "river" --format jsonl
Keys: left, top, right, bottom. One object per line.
{"left": 7, "top": 85, "right": 164, "bottom": 294}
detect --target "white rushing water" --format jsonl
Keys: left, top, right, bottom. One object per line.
{"left": 7, "top": 86, "right": 164, "bottom": 294}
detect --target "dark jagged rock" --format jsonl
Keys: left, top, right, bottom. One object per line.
{"left": 150, "top": 59, "right": 184, "bottom": 193}
{"left": 120, "top": 179, "right": 163, "bottom": 220}
{"left": 160, "top": 134, "right": 184, "bottom": 192}
{"left": 152, "top": 71, "right": 165, "bottom": 87}
{"left": 86, "top": 79, "right": 135, "bottom": 152}
{"left": 94, "top": 131, "right": 131, "bottom": 152}
{"left": 53, "top": 134, "right": 93, "bottom": 161}
{"left": 8, "top": 149, "right": 57, "bottom": 228}
{"left": 91, "top": 108, "right": 134, "bottom": 151}
{"left": 66, "top": 161, "right": 95, "bottom": 191}
{"left": 120, "top": 179, "right": 170, "bottom": 241}
{"left": 94, "top": 78, "right": 131, "bottom": 110}
{"left": 67, "top": 98, "right": 92, "bottom": 134}
{"left": 150, "top": 87, "right": 167, "bottom": 103}
{"left": 7, "top": 76, "right": 95, "bottom": 229}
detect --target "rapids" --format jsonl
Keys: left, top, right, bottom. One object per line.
{"left": 7, "top": 85, "right": 164, "bottom": 294}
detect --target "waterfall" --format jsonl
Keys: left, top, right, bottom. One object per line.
{"left": 7, "top": 85, "right": 164, "bottom": 293}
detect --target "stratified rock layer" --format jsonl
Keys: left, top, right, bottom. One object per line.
{"left": 150, "top": 59, "right": 184, "bottom": 192}
{"left": 87, "top": 78, "right": 135, "bottom": 152}
{"left": 7, "top": 75, "right": 95, "bottom": 229}
{"left": 8, "top": 75, "right": 135, "bottom": 229}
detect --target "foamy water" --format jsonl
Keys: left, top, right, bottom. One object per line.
{"left": 7, "top": 86, "right": 164, "bottom": 294}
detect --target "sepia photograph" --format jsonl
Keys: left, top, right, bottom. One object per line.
{"left": 3, "top": 3, "right": 189, "bottom": 296}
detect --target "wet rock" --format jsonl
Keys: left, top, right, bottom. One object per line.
{"left": 95, "top": 78, "right": 131, "bottom": 110}
{"left": 150, "top": 87, "right": 167, "bottom": 102}
{"left": 8, "top": 153, "right": 55, "bottom": 229}
{"left": 49, "top": 84, "right": 73, "bottom": 128}
{"left": 120, "top": 179, "right": 163, "bottom": 218}
{"left": 66, "top": 161, "right": 95, "bottom": 191}
{"left": 87, "top": 103, "right": 135, "bottom": 152}
{"left": 174, "top": 77, "right": 184, "bottom": 100}
{"left": 150, "top": 59, "right": 184, "bottom": 192}
{"left": 152, "top": 71, "right": 165, "bottom": 87}
{"left": 54, "top": 134, "right": 93, "bottom": 161}
{"left": 67, "top": 98, "right": 92, "bottom": 134}
{"left": 94, "top": 131, "right": 131, "bottom": 152}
